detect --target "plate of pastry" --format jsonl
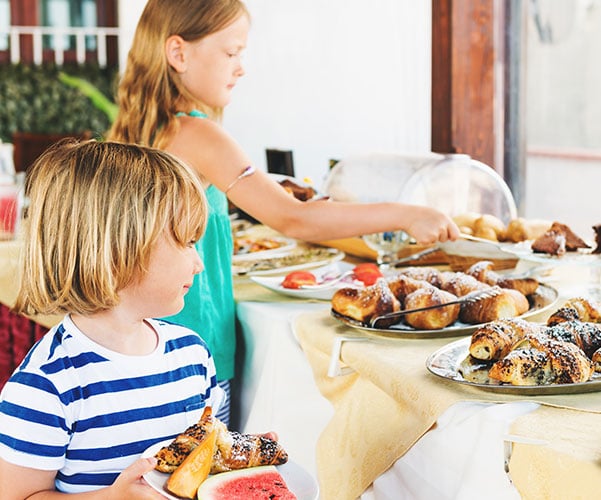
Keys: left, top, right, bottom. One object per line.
{"left": 142, "top": 439, "right": 318, "bottom": 500}
{"left": 232, "top": 247, "right": 345, "bottom": 276}
{"left": 329, "top": 263, "right": 559, "bottom": 339}
{"left": 426, "top": 315, "right": 601, "bottom": 395}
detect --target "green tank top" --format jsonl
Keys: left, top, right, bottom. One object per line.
{"left": 165, "top": 110, "right": 235, "bottom": 381}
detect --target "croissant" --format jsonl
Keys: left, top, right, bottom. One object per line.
{"left": 396, "top": 266, "right": 443, "bottom": 288}
{"left": 211, "top": 423, "right": 289, "bottom": 473}
{"left": 545, "top": 320, "right": 601, "bottom": 358}
{"left": 459, "top": 287, "right": 529, "bottom": 325}
{"left": 547, "top": 297, "right": 601, "bottom": 326}
{"left": 402, "top": 287, "right": 460, "bottom": 330}
{"left": 385, "top": 274, "right": 434, "bottom": 302}
{"left": 592, "top": 348, "right": 601, "bottom": 372}
{"left": 466, "top": 260, "right": 539, "bottom": 296}
{"left": 469, "top": 318, "right": 545, "bottom": 361}
{"left": 439, "top": 272, "right": 488, "bottom": 297}
{"left": 489, "top": 335, "right": 593, "bottom": 385}
{"left": 332, "top": 278, "right": 401, "bottom": 325}
{"left": 155, "top": 405, "right": 215, "bottom": 473}
{"left": 155, "top": 407, "right": 288, "bottom": 475}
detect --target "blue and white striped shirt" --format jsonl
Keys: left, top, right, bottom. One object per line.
{"left": 0, "top": 315, "right": 223, "bottom": 493}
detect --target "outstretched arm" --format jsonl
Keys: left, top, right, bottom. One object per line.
{"left": 166, "top": 117, "right": 460, "bottom": 244}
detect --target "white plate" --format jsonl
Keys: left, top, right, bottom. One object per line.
{"left": 232, "top": 248, "right": 345, "bottom": 276}
{"left": 142, "top": 440, "right": 319, "bottom": 500}
{"left": 426, "top": 336, "right": 601, "bottom": 395}
{"left": 250, "top": 262, "right": 356, "bottom": 300}
{"left": 232, "top": 236, "right": 297, "bottom": 262}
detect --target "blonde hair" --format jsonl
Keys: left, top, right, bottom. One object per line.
{"left": 107, "top": 0, "right": 248, "bottom": 149}
{"left": 14, "top": 139, "right": 208, "bottom": 317}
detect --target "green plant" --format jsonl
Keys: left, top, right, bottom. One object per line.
{"left": 58, "top": 71, "right": 118, "bottom": 122}
{"left": 0, "top": 63, "right": 118, "bottom": 143}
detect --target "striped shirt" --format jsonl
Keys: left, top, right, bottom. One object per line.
{"left": 0, "top": 315, "right": 223, "bottom": 493}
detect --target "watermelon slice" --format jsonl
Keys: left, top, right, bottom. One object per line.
{"left": 196, "top": 466, "right": 296, "bottom": 499}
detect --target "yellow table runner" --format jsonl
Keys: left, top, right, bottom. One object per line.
{"left": 295, "top": 309, "right": 601, "bottom": 500}
{"left": 0, "top": 240, "right": 61, "bottom": 328}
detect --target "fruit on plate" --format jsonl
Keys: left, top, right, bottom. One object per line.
{"left": 352, "top": 263, "right": 383, "bottom": 286}
{"left": 281, "top": 271, "right": 317, "bottom": 289}
{"left": 196, "top": 466, "right": 296, "bottom": 499}
{"left": 166, "top": 427, "right": 218, "bottom": 498}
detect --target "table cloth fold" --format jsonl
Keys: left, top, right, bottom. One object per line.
{"left": 295, "top": 309, "right": 601, "bottom": 500}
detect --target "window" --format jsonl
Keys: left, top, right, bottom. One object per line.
{"left": 1, "top": 0, "right": 117, "bottom": 66}
{"left": 41, "top": 0, "right": 98, "bottom": 52}
{"left": 0, "top": 0, "right": 9, "bottom": 51}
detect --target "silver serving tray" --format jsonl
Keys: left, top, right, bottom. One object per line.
{"left": 331, "top": 284, "right": 559, "bottom": 340}
{"left": 426, "top": 336, "right": 601, "bottom": 395}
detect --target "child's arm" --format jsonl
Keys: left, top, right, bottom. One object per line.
{"left": 0, "top": 457, "right": 164, "bottom": 499}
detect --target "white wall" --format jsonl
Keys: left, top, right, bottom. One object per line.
{"left": 118, "top": 1, "right": 432, "bottom": 189}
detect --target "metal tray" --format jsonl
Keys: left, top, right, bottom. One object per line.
{"left": 426, "top": 336, "right": 601, "bottom": 395}
{"left": 330, "top": 284, "right": 559, "bottom": 340}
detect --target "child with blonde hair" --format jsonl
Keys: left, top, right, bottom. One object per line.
{"left": 0, "top": 139, "right": 223, "bottom": 497}
{"left": 108, "top": 0, "right": 459, "bottom": 424}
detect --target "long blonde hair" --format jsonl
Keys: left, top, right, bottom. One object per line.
{"left": 14, "top": 139, "right": 208, "bottom": 316}
{"left": 107, "top": 0, "right": 248, "bottom": 149}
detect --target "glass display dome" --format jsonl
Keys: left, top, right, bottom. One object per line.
{"left": 322, "top": 152, "right": 444, "bottom": 203}
{"left": 398, "top": 154, "right": 517, "bottom": 224}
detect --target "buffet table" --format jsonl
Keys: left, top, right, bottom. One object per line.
{"left": 4, "top": 236, "right": 601, "bottom": 500}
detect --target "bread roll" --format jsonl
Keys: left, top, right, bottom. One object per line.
{"left": 473, "top": 214, "right": 506, "bottom": 241}
{"left": 504, "top": 218, "right": 551, "bottom": 243}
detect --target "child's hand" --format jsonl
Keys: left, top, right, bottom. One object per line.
{"left": 108, "top": 457, "right": 165, "bottom": 499}
{"left": 406, "top": 207, "right": 460, "bottom": 245}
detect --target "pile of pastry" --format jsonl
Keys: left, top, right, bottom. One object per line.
{"left": 454, "top": 212, "right": 600, "bottom": 256}
{"left": 331, "top": 260, "right": 539, "bottom": 329}
{"left": 461, "top": 297, "right": 601, "bottom": 386}
{"left": 154, "top": 407, "right": 292, "bottom": 499}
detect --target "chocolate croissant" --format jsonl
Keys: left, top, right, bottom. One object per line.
{"left": 155, "top": 405, "right": 216, "bottom": 473}
{"left": 545, "top": 320, "right": 601, "bottom": 358}
{"left": 489, "top": 335, "right": 593, "bottom": 385}
{"left": 547, "top": 297, "right": 601, "bottom": 326}
{"left": 469, "top": 317, "right": 545, "bottom": 361}
{"left": 211, "top": 422, "right": 289, "bottom": 473}
{"left": 155, "top": 407, "right": 288, "bottom": 476}
{"left": 466, "top": 260, "right": 539, "bottom": 296}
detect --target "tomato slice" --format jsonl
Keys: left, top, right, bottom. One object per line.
{"left": 281, "top": 271, "right": 317, "bottom": 289}
{"left": 352, "top": 263, "right": 383, "bottom": 286}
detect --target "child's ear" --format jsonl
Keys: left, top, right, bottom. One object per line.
{"left": 165, "top": 35, "right": 187, "bottom": 73}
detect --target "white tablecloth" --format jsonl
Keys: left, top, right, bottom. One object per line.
{"left": 235, "top": 300, "right": 542, "bottom": 500}
{"left": 236, "top": 301, "right": 333, "bottom": 479}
